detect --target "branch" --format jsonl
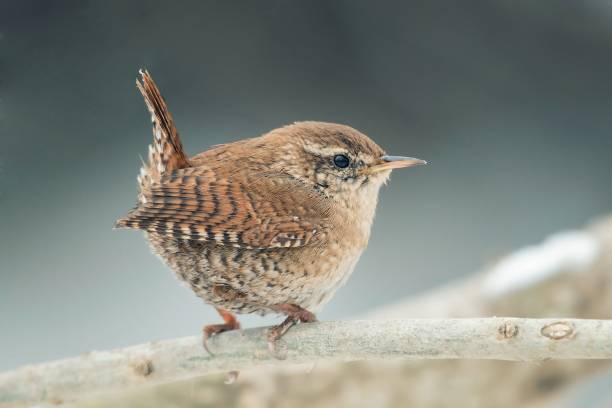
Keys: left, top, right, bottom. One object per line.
{"left": 2, "top": 318, "right": 612, "bottom": 407}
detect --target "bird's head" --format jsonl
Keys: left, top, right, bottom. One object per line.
{"left": 262, "top": 121, "right": 426, "bottom": 202}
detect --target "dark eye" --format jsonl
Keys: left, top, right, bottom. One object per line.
{"left": 333, "top": 154, "right": 350, "bottom": 168}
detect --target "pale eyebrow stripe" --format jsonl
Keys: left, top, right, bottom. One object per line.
{"left": 302, "top": 143, "right": 347, "bottom": 157}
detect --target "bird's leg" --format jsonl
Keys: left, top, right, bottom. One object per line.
{"left": 202, "top": 307, "right": 241, "bottom": 355}
{"left": 267, "top": 303, "right": 317, "bottom": 355}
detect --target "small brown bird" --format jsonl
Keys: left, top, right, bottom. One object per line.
{"left": 116, "top": 71, "right": 426, "bottom": 351}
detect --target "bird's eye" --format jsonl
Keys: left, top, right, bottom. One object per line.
{"left": 333, "top": 154, "right": 350, "bottom": 168}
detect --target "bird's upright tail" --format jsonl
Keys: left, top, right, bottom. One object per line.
{"left": 135, "top": 69, "right": 190, "bottom": 189}
{"left": 115, "top": 70, "right": 190, "bottom": 229}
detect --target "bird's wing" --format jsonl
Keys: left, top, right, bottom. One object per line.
{"left": 115, "top": 167, "right": 332, "bottom": 249}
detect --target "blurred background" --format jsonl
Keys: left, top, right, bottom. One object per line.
{"left": 2, "top": 0, "right": 612, "bottom": 406}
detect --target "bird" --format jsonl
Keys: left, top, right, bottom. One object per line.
{"left": 116, "top": 70, "right": 426, "bottom": 353}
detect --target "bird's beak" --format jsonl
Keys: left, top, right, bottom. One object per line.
{"left": 369, "top": 155, "right": 428, "bottom": 173}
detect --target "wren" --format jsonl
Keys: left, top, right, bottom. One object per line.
{"left": 116, "top": 71, "right": 426, "bottom": 352}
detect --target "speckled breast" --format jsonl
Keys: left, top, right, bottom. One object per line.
{"left": 145, "top": 231, "right": 365, "bottom": 315}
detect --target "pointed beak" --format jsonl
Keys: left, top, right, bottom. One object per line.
{"left": 369, "top": 155, "right": 428, "bottom": 173}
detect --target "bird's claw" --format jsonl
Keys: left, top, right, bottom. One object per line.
{"left": 202, "top": 309, "right": 241, "bottom": 356}
{"left": 267, "top": 315, "right": 299, "bottom": 359}
{"left": 202, "top": 324, "right": 233, "bottom": 356}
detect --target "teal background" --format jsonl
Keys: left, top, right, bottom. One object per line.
{"left": 2, "top": 0, "right": 612, "bottom": 371}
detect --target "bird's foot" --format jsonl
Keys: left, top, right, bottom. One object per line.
{"left": 267, "top": 315, "right": 298, "bottom": 356}
{"left": 202, "top": 308, "right": 241, "bottom": 356}
{"left": 267, "top": 304, "right": 317, "bottom": 358}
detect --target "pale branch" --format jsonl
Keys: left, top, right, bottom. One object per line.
{"left": 1, "top": 318, "right": 612, "bottom": 407}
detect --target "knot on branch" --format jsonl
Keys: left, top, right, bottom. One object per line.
{"left": 497, "top": 322, "right": 519, "bottom": 339}
{"left": 131, "top": 359, "right": 154, "bottom": 377}
{"left": 541, "top": 321, "right": 575, "bottom": 340}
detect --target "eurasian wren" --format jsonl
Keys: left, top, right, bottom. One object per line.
{"left": 116, "top": 71, "right": 426, "bottom": 351}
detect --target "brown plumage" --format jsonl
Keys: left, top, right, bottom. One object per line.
{"left": 116, "top": 71, "right": 426, "bottom": 351}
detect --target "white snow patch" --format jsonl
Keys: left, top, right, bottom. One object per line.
{"left": 482, "top": 231, "right": 600, "bottom": 297}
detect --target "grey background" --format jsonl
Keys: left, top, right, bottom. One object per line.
{"left": 2, "top": 0, "right": 612, "bottom": 371}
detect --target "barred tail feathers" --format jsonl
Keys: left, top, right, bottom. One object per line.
{"left": 116, "top": 70, "right": 190, "bottom": 230}
{"left": 136, "top": 69, "right": 189, "bottom": 189}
